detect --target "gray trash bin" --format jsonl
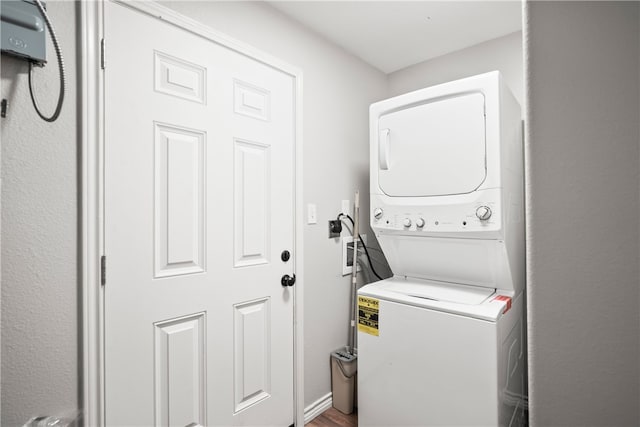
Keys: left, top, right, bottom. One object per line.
{"left": 330, "top": 348, "right": 358, "bottom": 414}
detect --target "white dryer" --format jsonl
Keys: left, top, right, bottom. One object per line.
{"left": 358, "top": 71, "right": 525, "bottom": 426}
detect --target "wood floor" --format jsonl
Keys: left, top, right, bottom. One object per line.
{"left": 306, "top": 405, "right": 528, "bottom": 427}
{"left": 306, "top": 407, "right": 357, "bottom": 427}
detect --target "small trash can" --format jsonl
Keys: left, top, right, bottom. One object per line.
{"left": 330, "top": 348, "right": 358, "bottom": 415}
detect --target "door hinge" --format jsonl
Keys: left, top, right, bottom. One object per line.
{"left": 100, "top": 255, "right": 106, "bottom": 286}
{"left": 100, "top": 38, "right": 105, "bottom": 70}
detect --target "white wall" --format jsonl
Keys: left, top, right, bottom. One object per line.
{"left": 388, "top": 31, "right": 524, "bottom": 107}
{"left": 525, "top": 2, "right": 640, "bottom": 425}
{"left": 0, "top": 1, "right": 79, "bottom": 425}
{"left": 159, "top": 0, "right": 389, "bottom": 409}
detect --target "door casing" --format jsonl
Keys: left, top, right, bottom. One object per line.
{"left": 80, "top": 1, "right": 305, "bottom": 425}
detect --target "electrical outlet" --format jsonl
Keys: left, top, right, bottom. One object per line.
{"left": 328, "top": 220, "right": 342, "bottom": 238}
{"left": 342, "top": 234, "right": 367, "bottom": 276}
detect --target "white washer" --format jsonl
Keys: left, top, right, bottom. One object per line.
{"left": 359, "top": 71, "right": 525, "bottom": 426}
{"left": 358, "top": 278, "right": 524, "bottom": 426}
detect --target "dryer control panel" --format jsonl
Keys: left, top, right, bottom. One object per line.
{"left": 372, "top": 203, "right": 499, "bottom": 232}
{"left": 370, "top": 189, "right": 505, "bottom": 239}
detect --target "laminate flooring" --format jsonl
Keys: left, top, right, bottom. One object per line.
{"left": 305, "top": 407, "right": 529, "bottom": 426}
{"left": 306, "top": 407, "right": 357, "bottom": 427}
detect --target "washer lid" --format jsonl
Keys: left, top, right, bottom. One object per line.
{"left": 377, "top": 92, "right": 486, "bottom": 197}
{"left": 388, "top": 280, "right": 495, "bottom": 305}
{"left": 359, "top": 277, "right": 509, "bottom": 322}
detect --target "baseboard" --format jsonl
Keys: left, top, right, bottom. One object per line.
{"left": 303, "top": 392, "right": 333, "bottom": 424}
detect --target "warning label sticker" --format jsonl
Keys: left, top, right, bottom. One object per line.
{"left": 358, "top": 296, "right": 379, "bottom": 336}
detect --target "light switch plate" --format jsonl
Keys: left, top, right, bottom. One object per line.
{"left": 307, "top": 203, "right": 317, "bottom": 224}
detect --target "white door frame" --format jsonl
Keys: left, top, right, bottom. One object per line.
{"left": 80, "top": 2, "right": 305, "bottom": 425}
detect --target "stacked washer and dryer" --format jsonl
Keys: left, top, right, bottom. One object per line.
{"left": 358, "top": 72, "right": 525, "bottom": 426}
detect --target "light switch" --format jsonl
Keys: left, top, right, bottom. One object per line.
{"left": 307, "top": 203, "right": 317, "bottom": 224}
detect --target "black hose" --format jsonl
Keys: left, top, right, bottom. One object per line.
{"left": 29, "top": 0, "right": 65, "bottom": 122}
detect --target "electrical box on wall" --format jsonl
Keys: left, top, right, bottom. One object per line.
{"left": 1, "top": 0, "right": 47, "bottom": 64}
{"left": 342, "top": 235, "right": 367, "bottom": 276}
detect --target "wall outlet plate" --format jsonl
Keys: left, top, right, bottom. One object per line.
{"left": 328, "top": 220, "right": 342, "bottom": 238}
{"left": 342, "top": 234, "right": 366, "bottom": 276}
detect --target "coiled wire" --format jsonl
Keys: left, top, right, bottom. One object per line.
{"left": 28, "top": 0, "right": 65, "bottom": 122}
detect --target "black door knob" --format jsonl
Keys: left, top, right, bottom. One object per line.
{"left": 281, "top": 274, "right": 296, "bottom": 287}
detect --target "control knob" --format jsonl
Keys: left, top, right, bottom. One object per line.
{"left": 476, "top": 206, "right": 492, "bottom": 221}
{"left": 403, "top": 218, "right": 412, "bottom": 228}
{"left": 416, "top": 218, "right": 425, "bottom": 228}
{"left": 373, "top": 208, "right": 383, "bottom": 220}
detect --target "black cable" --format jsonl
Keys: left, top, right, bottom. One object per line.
{"left": 338, "top": 213, "right": 384, "bottom": 281}
{"left": 29, "top": 0, "right": 65, "bottom": 122}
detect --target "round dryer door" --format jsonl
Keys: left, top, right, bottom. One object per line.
{"left": 377, "top": 92, "right": 486, "bottom": 197}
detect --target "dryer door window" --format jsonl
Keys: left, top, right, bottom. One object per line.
{"left": 378, "top": 92, "right": 486, "bottom": 197}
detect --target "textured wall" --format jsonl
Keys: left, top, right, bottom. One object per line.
{"left": 159, "top": 1, "right": 389, "bottom": 408}
{"left": 0, "top": 1, "right": 79, "bottom": 425}
{"left": 388, "top": 31, "right": 524, "bottom": 107}
{"left": 525, "top": 2, "right": 640, "bottom": 425}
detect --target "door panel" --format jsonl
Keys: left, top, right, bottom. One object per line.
{"left": 104, "top": 2, "right": 295, "bottom": 425}
{"left": 233, "top": 298, "right": 271, "bottom": 413}
{"left": 154, "top": 51, "right": 207, "bottom": 104}
{"left": 154, "top": 312, "right": 207, "bottom": 427}
{"left": 234, "top": 139, "right": 271, "bottom": 268}
{"left": 154, "top": 122, "right": 206, "bottom": 278}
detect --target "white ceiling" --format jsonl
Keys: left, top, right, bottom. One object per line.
{"left": 268, "top": 1, "right": 522, "bottom": 74}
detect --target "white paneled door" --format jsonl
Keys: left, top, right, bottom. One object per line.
{"left": 103, "top": 2, "right": 296, "bottom": 426}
